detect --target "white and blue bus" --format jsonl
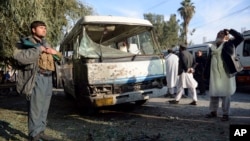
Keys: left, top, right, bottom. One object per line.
{"left": 55, "top": 16, "right": 167, "bottom": 109}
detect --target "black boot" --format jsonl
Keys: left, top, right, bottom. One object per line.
{"left": 205, "top": 111, "right": 217, "bottom": 118}
{"left": 29, "top": 134, "right": 40, "bottom": 141}
{"left": 169, "top": 100, "right": 179, "bottom": 104}
{"left": 221, "top": 115, "right": 229, "bottom": 121}
{"left": 189, "top": 101, "right": 197, "bottom": 105}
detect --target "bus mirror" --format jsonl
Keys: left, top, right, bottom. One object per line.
{"left": 105, "top": 26, "right": 115, "bottom": 31}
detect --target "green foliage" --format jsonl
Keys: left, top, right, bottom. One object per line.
{"left": 143, "top": 13, "right": 180, "bottom": 50}
{"left": 162, "top": 14, "right": 180, "bottom": 49}
{"left": 0, "top": 0, "right": 93, "bottom": 59}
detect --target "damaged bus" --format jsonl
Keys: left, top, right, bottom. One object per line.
{"left": 56, "top": 16, "right": 167, "bottom": 109}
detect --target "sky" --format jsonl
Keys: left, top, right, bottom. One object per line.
{"left": 82, "top": 0, "right": 250, "bottom": 44}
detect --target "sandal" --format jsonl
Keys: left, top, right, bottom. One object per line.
{"left": 221, "top": 115, "right": 229, "bottom": 121}
{"left": 205, "top": 111, "right": 217, "bottom": 118}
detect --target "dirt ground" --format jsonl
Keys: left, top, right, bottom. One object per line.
{"left": 0, "top": 88, "right": 250, "bottom": 141}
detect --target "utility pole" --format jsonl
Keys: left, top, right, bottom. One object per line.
{"left": 241, "top": 27, "right": 246, "bottom": 33}
{"left": 202, "top": 36, "right": 207, "bottom": 43}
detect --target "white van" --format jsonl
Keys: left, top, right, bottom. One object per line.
{"left": 187, "top": 43, "right": 213, "bottom": 58}
{"left": 237, "top": 30, "right": 250, "bottom": 68}
{"left": 236, "top": 30, "right": 250, "bottom": 86}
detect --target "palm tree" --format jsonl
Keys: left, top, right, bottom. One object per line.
{"left": 178, "top": 0, "right": 195, "bottom": 45}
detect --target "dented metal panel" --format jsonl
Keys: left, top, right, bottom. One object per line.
{"left": 87, "top": 60, "right": 165, "bottom": 84}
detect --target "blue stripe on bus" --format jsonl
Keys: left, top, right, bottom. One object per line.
{"left": 91, "top": 74, "right": 166, "bottom": 84}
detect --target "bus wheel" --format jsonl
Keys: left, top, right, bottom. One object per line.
{"left": 135, "top": 100, "right": 147, "bottom": 106}
{"left": 75, "top": 88, "right": 99, "bottom": 115}
{"left": 77, "top": 98, "right": 99, "bottom": 115}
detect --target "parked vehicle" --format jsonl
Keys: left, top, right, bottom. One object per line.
{"left": 54, "top": 16, "right": 167, "bottom": 109}
{"left": 172, "top": 43, "right": 212, "bottom": 59}
{"left": 236, "top": 30, "right": 250, "bottom": 86}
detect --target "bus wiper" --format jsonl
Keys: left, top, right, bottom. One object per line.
{"left": 99, "top": 33, "right": 104, "bottom": 62}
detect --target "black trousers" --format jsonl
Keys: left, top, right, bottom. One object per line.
{"left": 194, "top": 74, "right": 205, "bottom": 93}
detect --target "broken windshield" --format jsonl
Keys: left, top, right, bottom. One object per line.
{"left": 78, "top": 26, "right": 159, "bottom": 59}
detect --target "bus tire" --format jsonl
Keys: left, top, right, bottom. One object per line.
{"left": 135, "top": 100, "right": 147, "bottom": 106}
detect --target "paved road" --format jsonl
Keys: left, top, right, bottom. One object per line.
{"left": 146, "top": 89, "right": 250, "bottom": 124}
{"left": 52, "top": 87, "right": 250, "bottom": 124}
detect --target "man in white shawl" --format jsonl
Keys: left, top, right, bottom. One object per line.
{"left": 165, "top": 49, "right": 179, "bottom": 98}
{"left": 205, "top": 29, "right": 243, "bottom": 121}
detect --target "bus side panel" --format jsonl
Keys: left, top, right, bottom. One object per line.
{"left": 86, "top": 59, "right": 165, "bottom": 84}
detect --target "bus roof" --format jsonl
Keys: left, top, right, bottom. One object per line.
{"left": 188, "top": 43, "right": 213, "bottom": 49}
{"left": 79, "top": 15, "right": 153, "bottom": 27}
{"left": 61, "top": 15, "right": 153, "bottom": 45}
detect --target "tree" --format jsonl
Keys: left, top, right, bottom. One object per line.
{"left": 162, "top": 14, "right": 180, "bottom": 49}
{"left": 0, "top": 0, "right": 93, "bottom": 60}
{"left": 143, "top": 13, "right": 165, "bottom": 50}
{"left": 177, "top": 0, "right": 195, "bottom": 45}
{"left": 143, "top": 13, "right": 179, "bottom": 50}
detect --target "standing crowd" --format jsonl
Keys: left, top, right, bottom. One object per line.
{"left": 164, "top": 29, "right": 244, "bottom": 122}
